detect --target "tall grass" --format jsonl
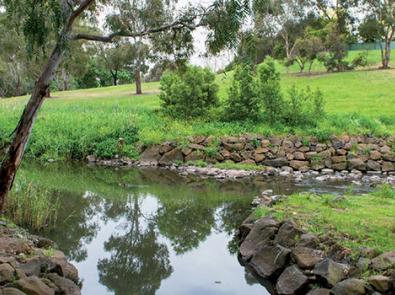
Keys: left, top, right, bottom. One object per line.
{"left": 5, "top": 178, "right": 60, "bottom": 230}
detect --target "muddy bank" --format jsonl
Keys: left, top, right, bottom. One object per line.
{"left": 0, "top": 221, "right": 81, "bottom": 295}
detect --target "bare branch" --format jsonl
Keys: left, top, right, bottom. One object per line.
{"left": 67, "top": 0, "right": 95, "bottom": 30}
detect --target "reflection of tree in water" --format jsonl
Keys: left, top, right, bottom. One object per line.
{"left": 98, "top": 197, "right": 172, "bottom": 295}
{"left": 41, "top": 191, "right": 101, "bottom": 262}
{"left": 217, "top": 201, "right": 253, "bottom": 255}
{"left": 156, "top": 201, "right": 215, "bottom": 255}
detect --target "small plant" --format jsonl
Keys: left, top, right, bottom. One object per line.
{"left": 301, "top": 138, "right": 310, "bottom": 146}
{"left": 159, "top": 65, "right": 219, "bottom": 119}
{"left": 204, "top": 138, "right": 221, "bottom": 158}
{"left": 252, "top": 138, "right": 261, "bottom": 148}
{"left": 372, "top": 184, "right": 395, "bottom": 199}
{"left": 310, "top": 154, "right": 323, "bottom": 164}
{"left": 363, "top": 147, "right": 372, "bottom": 156}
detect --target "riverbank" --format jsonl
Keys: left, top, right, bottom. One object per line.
{"left": 0, "top": 219, "right": 81, "bottom": 295}
{"left": 238, "top": 188, "right": 395, "bottom": 294}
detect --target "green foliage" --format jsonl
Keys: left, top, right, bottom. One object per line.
{"left": 256, "top": 57, "right": 284, "bottom": 124}
{"left": 214, "top": 160, "right": 266, "bottom": 171}
{"left": 5, "top": 177, "right": 60, "bottom": 230}
{"left": 283, "top": 86, "right": 325, "bottom": 127}
{"left": 223, "top": 63, "right": 260, "bottom": 121}
{"left": 159, "top": 66, "right": 219, "bottom": 119}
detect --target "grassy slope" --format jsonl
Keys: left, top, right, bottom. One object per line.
{"left": 255, "top": 185, "right": 395, "bottom": 254}
{"left": 1, "top": 50, "right": 395, "bottom": 160}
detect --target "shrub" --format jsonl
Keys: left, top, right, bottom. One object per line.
{"left": 256, "top": 57, "right": 284, "bottom": 124}
{"left": 283, "top": 86, "right": 325, "bottom": 127}
{"left": 223, "top": 63, "right": 260, "bottom": 121}
{"left": 159, "top": 65, "right": 219, "bottom": 119}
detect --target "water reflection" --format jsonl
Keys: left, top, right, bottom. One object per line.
{"left": 19, "top": 163, "right": 371, "bottom": 295}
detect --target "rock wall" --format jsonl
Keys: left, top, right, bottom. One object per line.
{"left": 238, "top": 216, "right": 395, "bottom": 295}
{"left": 139, "top": 135, "right": 395, "bottom": 173}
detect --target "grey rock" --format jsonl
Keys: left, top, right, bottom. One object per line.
{"left": 2, "top": 288, "right": 27, "bottom": 295}
{"left": 330, "top": 278, "right": 366, "bottom": 295}
{"left": 348, "top": 159, "right": 366, "bottom": 171}
{"left": 140, "top": 145, "right": 161, "bottom": 163}
{"left": 307, "top": 289, "right": 331, "bottom": 295}
{"left": 371, "top": 252, "right": 395, "bottom": 271}
{"left": 159, "top": 148, "right": 183, "bottom": 165}
{"left": 274, "top": 221, "right": 302, "bottom": 248}
{"left": 313, "top": 259, "right": 349, "bottom": 287}
{"left": 368, "top": 275, "right": 391, "bottom": 292}
{"left": 366, "top": 160, "right": 381, "bottom": 171}
{"left": 47, "top": 273, "right": 81, "bottom": 295}
{"left": 276, "top": 265, "right": 309, "bottom": 295}
{"left": 15, "top": 276, "right": 55, "bottom": 295}
{"left": 249, "top": 245, "right": 291, "bottom": 278}
{"left": 292, "top": 247, "right": 324, "bottom": 269}
{"left": 263, "top": 158, "right": 289, "bottom": 167}
{"left": 0, "top": 263, "right": 15, "bottom": 284}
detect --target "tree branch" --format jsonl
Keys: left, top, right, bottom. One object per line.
{"left": 67, "top": 0, "right": 95, "bottom": 30}
{"left": 71, "top": 11, "right": 206, "bottom": 42}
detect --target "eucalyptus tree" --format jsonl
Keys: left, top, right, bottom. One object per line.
{"left": 252, "top": 0, "right": 310, "bottom": 62}
{"left": 0, "top": 0, "right": 249, "bottom": 212}
{"left": 361, "top": 0, "right": 395, "bottom": 69}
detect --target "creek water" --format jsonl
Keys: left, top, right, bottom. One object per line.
{"left": 20, "top": 163, "right": 371, "bottom": 295}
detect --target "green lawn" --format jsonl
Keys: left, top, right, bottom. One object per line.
{"left": 1, "top": 50, "right": 395, "bottom": 161}
{"left": 255, "top": 185, "right": 395, "bottom": 254}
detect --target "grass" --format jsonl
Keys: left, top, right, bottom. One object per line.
{"left": 255, "top": 185, "right": 395, "bottom": 254}
{"left": 4, "top": 176, "right": 60, "bottom": 230}
{"left": 214, "top": 161, "right": 267, "bottom": 171}
{"left": 1, "top": 50, "right": 395, "bottom": 161}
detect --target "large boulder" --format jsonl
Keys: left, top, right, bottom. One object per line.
{"left": 2, "top": 288, "right": 27, "bottom": 295}
{"left": 140, "top": 145, "right": 161, "bottom": 164}
{"left": 368, "top": 275, "right": 391, "bottom": 293}
{"left": 276, "top": 265, "right": 309, "bottom": 295}
{"left": 239, "top": 218, "right": 279, "bottom": 260}
{"left": 290, "top": 160, "right": 310, "bottom": 171}
{"left": 371, "top": 252, "right": 395, "bottom": 271}
{"left": 47, "top": 273, "right": 81, "bottom": 295}
{"left": 292, "top": 247, "right": 324, "bottom": 269}
{"left": 347, "top": 159, "right": 366, "bottom": 171}
{"left": 249, "top": 245, "right": 291, "bottom": 278}
{"left": 0, "top": 263, "right": 15, "bottom": 284}
{"left": 159, "top": 148, "right": 183, "bottom": 165}
{"left": 313, "top": 259, "right": 349, "bottom": 287}
{"left": 274, "top": 221, "right": 302, "bottom": 248}
{"left": 15, "top": 276, "right": 55, "bottom": 295}
{"left": 263, "top": 158, "right": 289, "bottom": 167}
{"left": 330, "top": 279, "right": 366, "bottom": 295}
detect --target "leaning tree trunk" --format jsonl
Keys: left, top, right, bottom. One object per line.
{"left": 0, "top": 44, "right": 64, "bottom": 212}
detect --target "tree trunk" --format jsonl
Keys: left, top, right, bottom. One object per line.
{"left": 0, "top": 44, "right": 64, "bottom": 212}
{"left": 62, "top": 68, "right": 69, "bottom": 91}
{"left": 381, "top": 29, "right": 394, "bottom": 69}
{"left": 135, "top": 62, "right": 142, "bottom": 95}
{"left": 111, "top": 71, "right": 118, "bottom": 86}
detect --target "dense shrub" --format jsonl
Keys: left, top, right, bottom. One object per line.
{"left": 283, "top": 86, "right": 325, "bottom": 127}
{"left": 159, "top": 66, "right": 219, "bottom": 119}
{"left": 256, "top": 57, "right": 284, "bottom": 124}
{"left": 223, "top": 63, "right": 260, "bottom": 121}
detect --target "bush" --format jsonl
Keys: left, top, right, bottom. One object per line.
{"left": 256, "top": 57, "right": 284, "bottom": 124}
{"left": 159, "top": 66, "right": 219, "bottom": 119}
{"left": 283, "top": 86, "right": 325, "bottom": 127}
{"left": 223, "top": 63, "right": 260, "bottom": 121}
